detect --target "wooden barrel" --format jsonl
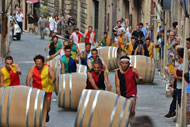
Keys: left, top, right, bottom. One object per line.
{"left": 0, "top": 86, "right": 47, "bottom": 127}
{"left": 77, "top": 64, "right": 87, "bottom": 74}
{"left": 78, "top": 43, "right": 86, "bottom": 52}
{"left": 97, "top": 47, "right": 123, "bottom": 70}
{"left": 58, "top": 73, "right": 86, "bottom": 110}
{"left": 54, "top": 65, "right": 86, "bottom": 96}
{"left": 47, "top": 55, "right": 60, "bottom": 72}
{"left": 129, "top": 55, "right": 155, "bottom": 83}
{"left": 55, "top": 67, "right": 61, "bottom": 95}
{"left": 75, "top": 90, "right": 132, "bottom": 127}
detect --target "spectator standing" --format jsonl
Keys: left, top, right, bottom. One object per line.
{"left": 38, "top": 14, "right": 47, "bottom": 39}
{"left": 49, "top": 14, "right": 55, "bottom": 37}
{"left": 132, "top": 25, "right": 144, "bottom": 43}
{"left": 139, "top": 23, "right": 147, "bottom": 37}
{"left": 28, "top": 12, "right": 34, "bottom": 33}
{"left": 54, "top": 16, "right": 59, "bottom": 34}
{"left": 15, "top": 7, "right": 24, "bottom": 31}
{"left": 125, "top": 26, "right": 133, "bottom": 43}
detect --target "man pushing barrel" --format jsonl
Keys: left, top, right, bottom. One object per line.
{"left": 26, "top": 55, "right": 55, "bottom": 122}
{"left": 115, "top": 56, "right": 142, "bottom": 119}
{"left": 87, "top": 60, "right": 112, "bottom": 91}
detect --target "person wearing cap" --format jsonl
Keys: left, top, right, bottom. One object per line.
{"left": 70, "top": 28, "right": 83, "bottom": 44}
{"left": 115, "top": 56, "right": 142, "bottom": 118}
{"left": 86, "top": 60, "right": 112, "bottom": 91}
{"left": 0, "top": 56, "right": 21, "bottom": 87}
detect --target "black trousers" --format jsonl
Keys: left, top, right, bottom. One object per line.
{"left": 18, "top": 22, "right": 22, "bottom": 31}
{"left": 169, "top": 80, "right": 177, "bottom": 113}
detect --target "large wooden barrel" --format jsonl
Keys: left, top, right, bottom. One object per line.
{"left": 0, "top": 86, "right": 47, "bottom": 127}
{"left": 75, "top": 90, "right": 132, "bottom": 127}
{"left": 77, "top": 64, "right": 87, "bottom": 74}
{"left": 47, "top": 55, "right": 60, "bottom": 72}
{"left": 97, "top": 47, "right": 123, "bottom": 70}
{"left": 54, "top": 65, "right": 86, "bottom": 95}
{"left": 78, "top": 43, "right": 86, "bottom": 52}
{"left": 58, "top": 73, "right": 86, "bottom": 110}
{"left": 129, "top": 55, "right": 155, "bottom": 83}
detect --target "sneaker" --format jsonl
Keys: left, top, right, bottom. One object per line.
{"left": 164, "top": 112, "right": 176, "bottom": 118}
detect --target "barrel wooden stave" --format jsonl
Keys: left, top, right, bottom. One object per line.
{"left": 47, "top": 55, "right": 60, "bottom": 72}
{"left": 78, "top": 43, "right": 85, "bottom": 52}
{"left": 98, "top": 46, "right": 121, "bottom": 70}
{"left": 75, "top": 90, "right": 132, "bottom": 127}
{"left": 129, "top": 55, "right": 155, "bottom": 83}
{"left": 77, "top": 64, "right": 87, "bottom": 74}
{"left": 0, "top": 86, "right": 47, "bottom": 127}
{"left": 58, "top": 73, "right": 86, "bottom": 110}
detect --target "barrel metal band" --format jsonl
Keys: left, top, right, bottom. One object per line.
{"left": 118, "top": 99, "right": 128, "bottom": 127}
{"left": 7, "top": 87, "right": 13, "bottom": 127}
{"left": 74, "top": 90, "right": 86, "bottom": 127}
{"left": 109, "top": 95, "right": 120, "bottom": 127}
{"left": 39, "top": 91, "right": 46, "bottom": 127}
{"left": 149, "top": 58, "right": 153, "bottom": 82}
{"left": 34, "top": 90, "right": 40, "bottom": 127}
{"left": 26, "top": 88, "right": 33, "bottom": 127}
{"left": 152, "top": 59, "right": 155, "bottom": 82}
{"left": 69, "top": 74, "right": 72, "bottom": 109}
{"left": 144, "top": 57, "right": 148, "bottom": 81}
{"left": 108, "top": 47, "right": 111, "bottom": 69}
{"left": 78, "top": 65, "right": 82, "bottom": 73}
{"left": 114, "top": 47, "right": 118, "bottom": 68}
{"left": 62, "top": 75, "right": 66, "bottom": 107}
{"left": 84, "top": 66, "right": 87, "bottom": 74}
{"left": 112, "top": 47, "right": 115, "bottom": 69}
{"left": 134, "top": 56, "right": 137, "bottom": 68}
{"left": 88, "top": 90, "right": 100, "bottom": 127}
{"left": 58, "top": 75, "right": 62, "bottom": 107}
{"left": 79, "top": 90, "right": 91, "bottom": 127}
{"left": 124, "top": 101, "right": 133, "bottom": 127}
{"left": 0, "top": 87, "right": 6, "bottom": 126}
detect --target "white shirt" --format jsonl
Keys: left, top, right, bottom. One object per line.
{"left": 49, "top": 17, "right": 55, "bottom": 31}
{"left": 54, "top": 20, "right": 59, "bottom": 33}
{"left": 15, "top": 12, "right": 24, "bottom": 22}
{"left": 71, "top": 32, "right": 79, "bottom": 44}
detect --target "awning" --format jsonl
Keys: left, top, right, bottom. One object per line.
{"left": 26, "top": 0, "right": 39, "bottom": 4}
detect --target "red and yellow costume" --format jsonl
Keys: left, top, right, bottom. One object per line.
{"left": 1, "top": 64, "right": 20, "bottom": 86}
{"left": 32, "top": 64, "right": 54, "bottom": 97}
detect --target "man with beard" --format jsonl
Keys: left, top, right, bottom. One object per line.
{"left": 84, "top": 26, "right": 96, "bottom": 46}
{"left": 26, "top": 55, "right": 55, "bottom": 122}
{"left": 0, "top": 56, "right": 21, "bottom": 86}
{"left": 60, "top": 45, "right": 77, "bottom": 74}
{"left": 86, "top": 60, "right": 111, "bottom": 91}
{"left": 70, "top": 28, "right": 83, "bottom": 44}
{"left": 115, "top": 56, "right": 142, "bottom": 119}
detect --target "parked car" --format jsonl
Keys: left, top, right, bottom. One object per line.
{"left": 10, "top": 16, "right": 21, "bottom": 40}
